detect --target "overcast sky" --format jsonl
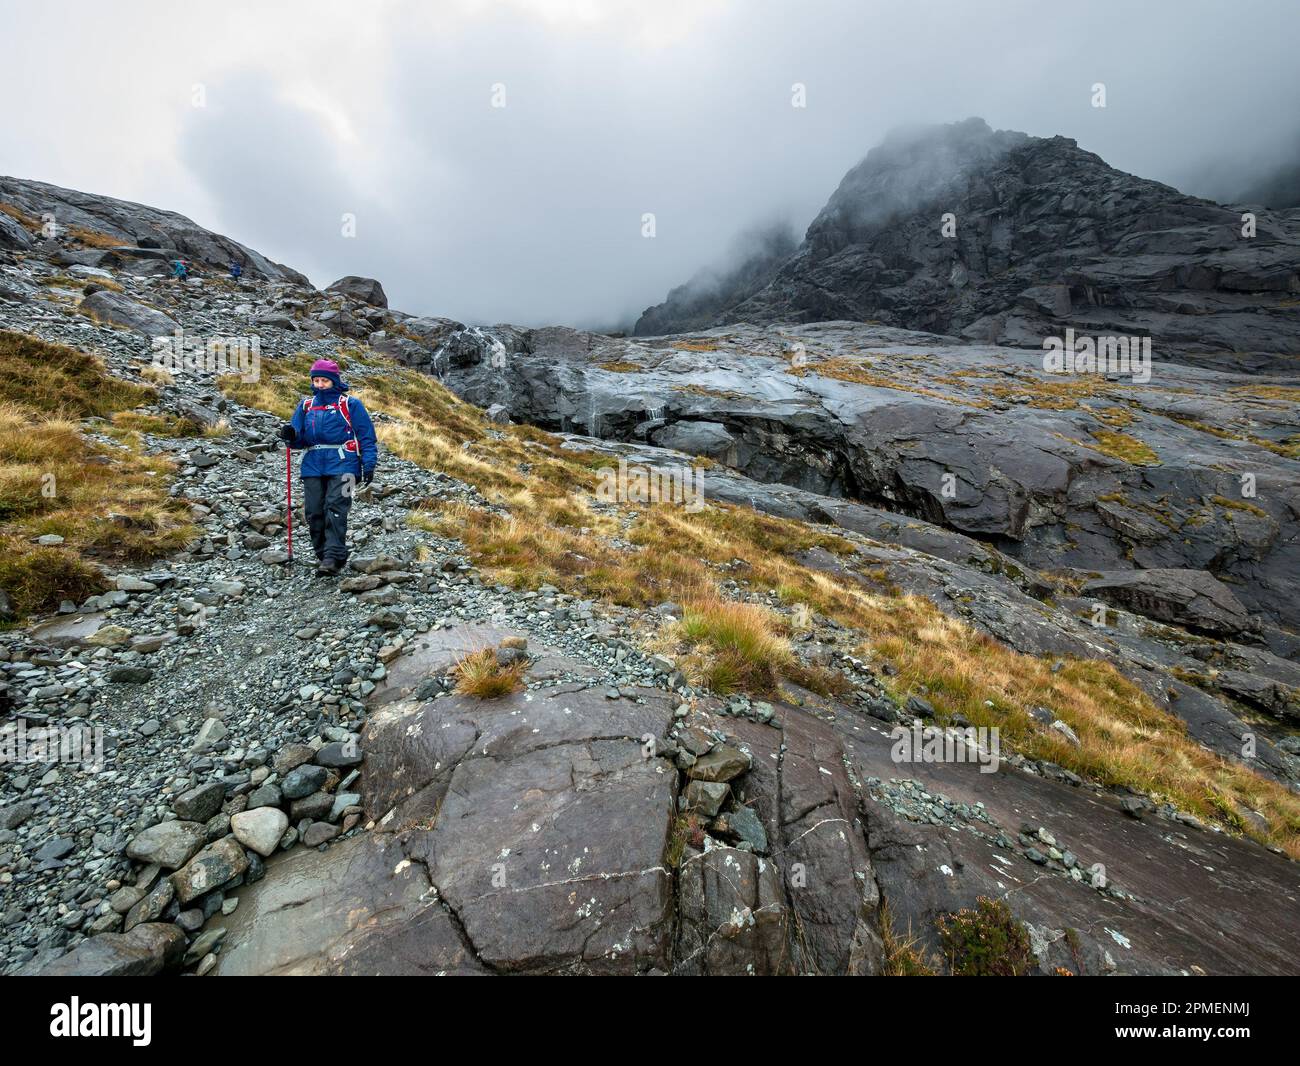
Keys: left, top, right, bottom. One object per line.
{"left": 2, "top": 0, "right": 1297, "bottom": 328}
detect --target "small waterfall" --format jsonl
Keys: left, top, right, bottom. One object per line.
{"left": 578, "top": 368, "right": 601, "bottom": 439}
{"left": 588, "top": 388, "right": 601, "bottom": 440}
{"left": 430, "top": 345, "right": 449, "bottom": 381}
{"left": 645, "top": 404, "right": 666, "bottom": 422}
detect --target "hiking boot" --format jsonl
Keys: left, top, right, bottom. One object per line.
{"left": 315, "top": 558, "right": 341, "bottom": 577}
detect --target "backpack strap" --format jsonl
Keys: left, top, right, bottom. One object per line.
{"left": 338, "top": 396, "right": 362, "bottom": 470}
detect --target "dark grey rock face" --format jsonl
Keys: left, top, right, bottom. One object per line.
{"left": 1082, "top": 568, "right": 1252, "bottom": 636}
{"left": 0, "top": 210, "right": 34, "bottom": 251}
{"left": 634, "top": 118, "right": 1300, "bottom": 369}
{"left": 844, "top": 718, "right": 1300, "bottom": 976}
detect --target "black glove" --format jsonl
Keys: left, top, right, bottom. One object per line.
{"left": 361, "top": 467, "right": 375, "bottom": 486}
{"left": 277, "top": 423, "right": 295, "bottom": 445}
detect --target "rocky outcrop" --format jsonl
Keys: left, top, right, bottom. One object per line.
{"left": 634, "top": 119, "right": 1300, "bottom": 369}
{"left": 362, "top": 678, "right": 677, "bottom": 972}
{"left": 208, "top": 660, "right": 1300, "bottom": 976}
{"left": 0, "top": 175, "right": 309, "bottom": 282}
{"left": 842, "top": 716, "right": 1300, "bottom": 976}
{"left": 0, "top": 210, "right": 34, "bottom": 252}
{"left": 1083, "top": 568, "right": 1253, "bottom": 637}
{"left": 208, "top": 631, "right": 887, "bottom": 975}
{"left": 417, "top": 319, "right": 1300, "bottom": 637}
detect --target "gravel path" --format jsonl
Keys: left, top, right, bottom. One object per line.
{"left": 0, "top": 277, "right": 680, "bottom": 972}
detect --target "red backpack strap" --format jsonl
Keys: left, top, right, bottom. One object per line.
{"left": 338, "top": 395, "right": 361, "bottom": 460}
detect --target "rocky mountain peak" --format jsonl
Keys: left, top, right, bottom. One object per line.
{"left": 635, "top": 121, "right": 1300, "bottom": 369}
{"left": 806, "top": 117, "right": 1030, "bottom": 253}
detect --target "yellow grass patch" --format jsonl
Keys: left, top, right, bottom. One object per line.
{"left": 1086, "top": 428, "right": 1159, "bottom": 465}
{"left": 453, "top": 646, "right": 526, "bottom": 698}
{"left": 0, "top": 332, "right": 196, "bottom": 618}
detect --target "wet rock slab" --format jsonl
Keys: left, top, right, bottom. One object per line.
{"left": 366, "top": 683, "right": 679, "bottom": 972}
{"left": 834, "top": 709, "right": 1300, "bottom": 975}
{"left": 209, "top": 833, "right": 485, "bottom": 975}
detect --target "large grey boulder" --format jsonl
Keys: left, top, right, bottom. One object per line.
{"left": 326, "top": 275, "right": 388, "bottom": 307}
{"left": 230, "top": 807, "right": 289, "bottom": 857}
{"left": 79, "top": 288, "right": 178, "bottom": 337}
{"left": 0, "top": 210, "right": 34, "bottom": 250}
{"left": 19, "top": 922, "right": 184, "bottom": 976}
{"left": 363, "top": 683, "right": 679, "bottom": 972}
{"left": 650, "top": 419, "right": 735, "bottom": 460}
{"left": 171, "top": 835, "right": 249, "bottom": 903}
{"left": 124, "top": 819, "right": 207, "bottom": 869}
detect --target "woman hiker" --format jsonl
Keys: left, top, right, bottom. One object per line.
{"left": 277, "top": 359, "right": 379, "bottom": 575}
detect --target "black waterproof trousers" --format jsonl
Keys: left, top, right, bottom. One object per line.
{"left": 302, "top": 474, "right": 353, "bottom": 563}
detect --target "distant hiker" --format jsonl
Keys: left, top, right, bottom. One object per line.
{"left": 229, "top": 260, "right": 243, "bottom": 281}
{"left": 170, "top": 258, "right": 187, "bottom": 281}
{"left": 276, "top": 359, "right": 378, "bottom": 576}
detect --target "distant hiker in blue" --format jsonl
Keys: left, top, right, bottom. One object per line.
{"left": 170, "top": 258, "right": 187, "bottom": 281}
{"left": 229, "top": 261, "right": 242, "bottom": 281}
{"left": 277, "top": 358, "right": 379, "bottom": 575}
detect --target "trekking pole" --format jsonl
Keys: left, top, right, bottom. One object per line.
{"left": 285, "top": 443, "right": 293, "bottom": 562}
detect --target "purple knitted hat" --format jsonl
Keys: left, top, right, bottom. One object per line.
{"left": 309, "top": 359, "right": 345, "bottom": 390}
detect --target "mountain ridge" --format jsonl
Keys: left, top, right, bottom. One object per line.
{"left": 634, "top": 118, "right": 1300, "bottom": 370}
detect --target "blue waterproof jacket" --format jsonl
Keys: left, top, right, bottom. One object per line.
{"left": 290, "top": 384, "right": 378, "bottom": 478}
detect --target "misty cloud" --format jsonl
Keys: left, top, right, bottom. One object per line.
{"left": 3, "top": 0, "right": 1298, "bottom": 329}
